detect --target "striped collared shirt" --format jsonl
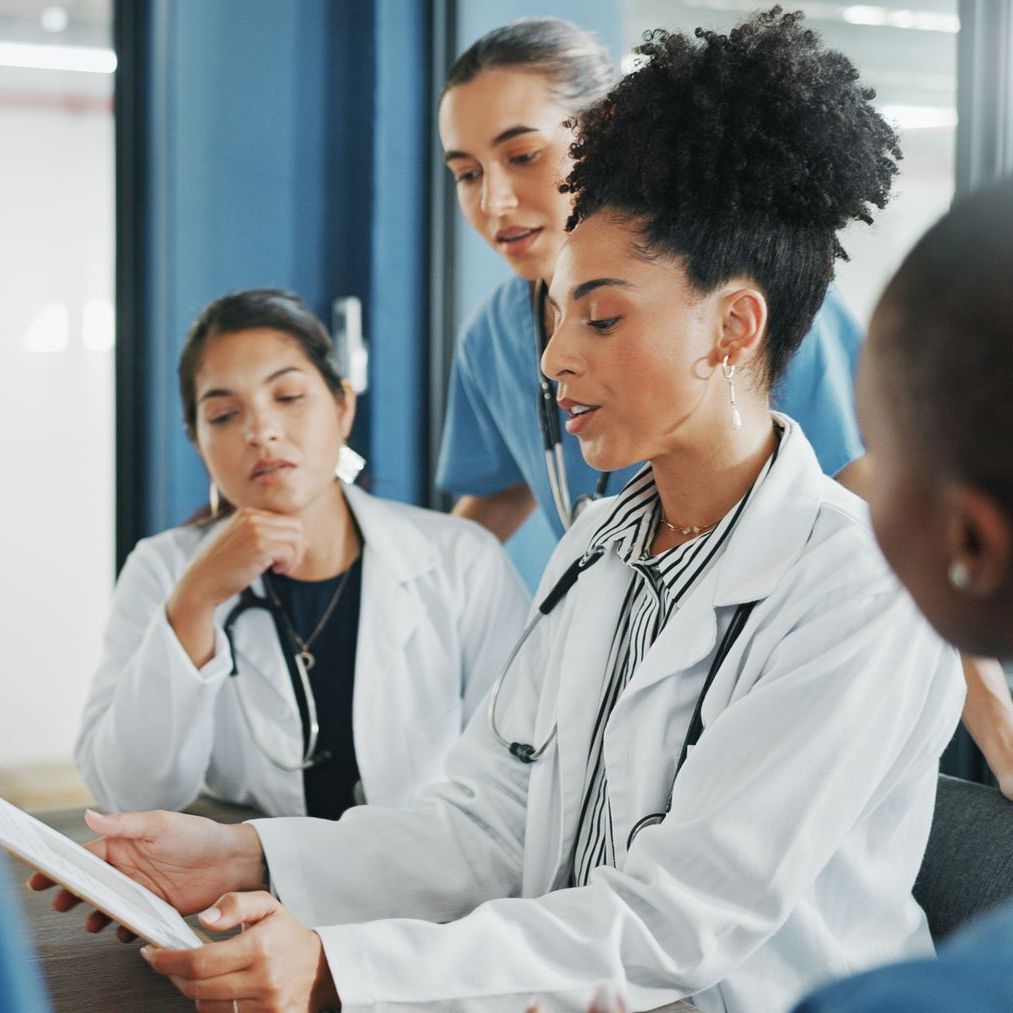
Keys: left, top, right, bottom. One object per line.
{"left": 571, "top": 449, "right": 777, "bottom": 886}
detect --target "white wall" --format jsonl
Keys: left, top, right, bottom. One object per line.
{"left": 0, "top": 99, "right": 114, "bottom": 767}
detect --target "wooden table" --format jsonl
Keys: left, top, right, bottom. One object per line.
{"left": 3, "top": 797, "right": 257, "bottom": 1012}
{"left": 5, "top": 799, "right": 699, "bottom": 1012}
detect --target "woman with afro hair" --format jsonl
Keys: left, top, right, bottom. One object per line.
{"left": 36, "top": 10, "right": 963, "bottom": 1012}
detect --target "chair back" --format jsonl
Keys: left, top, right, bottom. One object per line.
{"left": 914, "top": 774, "right": 1013, "bottom": 940}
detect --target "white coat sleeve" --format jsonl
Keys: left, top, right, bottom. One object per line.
{"left": 261, "top": 579, "right": 963, "bottom": 1012}
{"left": 455, "top": 527, "right": 530, "bottom": 724}
{"left": 74, "top": 537, "right": 234, "bottom": 812}
{"left": 249, "top": 534, "right": 576, "bottom": 930}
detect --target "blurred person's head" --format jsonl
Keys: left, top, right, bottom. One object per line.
{"left": 439, "top": 17, "right": 614, "bottom": 283}
{"left": 860, "top": 178, "right": 1013, "bottom": 659}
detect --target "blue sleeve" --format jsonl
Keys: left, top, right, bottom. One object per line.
{"left": 436, "top": 311, "right": 525, "bottom": 497}
{"left": 794, "top": 903, "right": 1013, "bottom": 1012}
{"left": 775, "top": 286, "right": 865, "bottom": 478}
{"left": 0, "top": 855, "right": 50, "bottom": 1012}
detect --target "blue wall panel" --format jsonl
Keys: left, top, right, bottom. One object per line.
{"left": 137, "top": 0, "right": 382, "bottom": 535}
{"left": 368, "top": 0, "right": 431, "bottom": 504}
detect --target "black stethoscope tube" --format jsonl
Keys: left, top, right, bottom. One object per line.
{"left": 626, "top": 598, "right": 757, "bottom": 849}
{"left": 223, "top": 586, "right": 332, "bottom": 772}
{"left": 488, "top": 543, "right": 757, "bottom": 845}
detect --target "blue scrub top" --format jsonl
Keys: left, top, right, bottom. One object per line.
{"left": 793, "top": 900, "right": 1013, "bottom": 1012}
{"left": 0, "top": 854, "right": 50, "bottom": 1011}
{"left": 437, "top": 274, "right": 864, "bottom": 538}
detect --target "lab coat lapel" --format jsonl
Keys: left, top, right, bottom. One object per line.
{"left": 613, "top": 413, "right": 824, "bottom": 705}
{"left": 601, "top": 417, "right": 826, "bottom": 854}
{"left": 550, "top": 548, "right": 629, "bottom": 875}
{"left": 342, "top": 485, "right": 431, "bottom": 800}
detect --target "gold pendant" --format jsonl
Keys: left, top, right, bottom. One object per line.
{"left": 297, "top": 650, "right": 316, "bottom": 672}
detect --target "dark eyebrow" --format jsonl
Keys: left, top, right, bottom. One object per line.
{"left": 198, "top": 366, "right": 304, "bottom": 403}
{"left": 443, "top": 125, "right": 540, "bottom": 163}
{"left": 572, "top": 278, "right": 633, "bottom": 301}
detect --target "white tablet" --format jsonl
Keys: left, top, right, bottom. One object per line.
{"left": 0, "top": 796, "right": 201, "bottom": 950}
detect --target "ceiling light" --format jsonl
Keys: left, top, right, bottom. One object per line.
{"left": 40, "top": 6, "right": 69, "bottom": 33}
{"left": 841, "top": 6, "right": 959, "bottom": 33}
{"left": 0, "top": 41, "right": 116, "bottom": 74}
{"left": 880, "top": 104, "right": 958, "bottom": 130}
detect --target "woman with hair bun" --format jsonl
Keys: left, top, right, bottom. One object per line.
{"left": 39, "top": 12, "right": 963, "bottom": 1012}
{"left": 436, "top": 16, "right": 870, "bottom": 544}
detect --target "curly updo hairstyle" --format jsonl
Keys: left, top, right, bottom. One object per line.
{"left": 563, "top": 6, "right": 901, "bottom": 386}
{"left": 443, "top": 17, "right": 615, "bottom": 114}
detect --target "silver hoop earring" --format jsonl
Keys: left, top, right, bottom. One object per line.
{"left": 948, "top": 560, "right": 972, "bottom": 591}
{"left": 209, "top": 482, "right": 221, "bottom": 518}
{"left": 722, "top": 355, "right": 742, "bottom": 431}
{"left": 335, "top": 445, "right": 366, "bottom": 484}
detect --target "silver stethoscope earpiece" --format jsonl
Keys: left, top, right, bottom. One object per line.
{"left": 532, "top": 280, "right": 611, "bottom": 529}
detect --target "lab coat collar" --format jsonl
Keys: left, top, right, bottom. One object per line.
{"left": 210, "top": 483, "right": 437, "bottom": 722}
{"left": 589, "top": 416, "right": 825, "bottom": 709}
{"left": 342, "top": 482, "right": 439, "bottom": 584}
{"left": 710, "top": 413, "right": 824, "bottom": 608}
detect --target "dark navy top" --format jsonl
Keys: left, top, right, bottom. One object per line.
{"left": 268, "top": 556, "right": 363, "bottom": 820}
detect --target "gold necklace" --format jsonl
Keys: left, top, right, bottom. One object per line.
{"left": 263, "top": 565, "right": 353, "bottom": 672}
{"left": 660, "top": 514, "right": 720, "bottom": 538}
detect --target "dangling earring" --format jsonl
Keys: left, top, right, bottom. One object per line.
{"left": 209, "top": 482, "right": 221, "bottom": 518}
{"left": 722, "top": 355, "right": 742, "bottom": 430}
{"left": 335, "top": 445, "right": 366, "bottom": 484}
{"left": 948, "top": 560, "right": 972, "bottom": 591}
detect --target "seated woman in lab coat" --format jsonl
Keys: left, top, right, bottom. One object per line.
{"left": 74, "top": 289, "right": 528, "bottom": 818}
{"left": 41, "top": 11, "right": 964, "bottom": 1011}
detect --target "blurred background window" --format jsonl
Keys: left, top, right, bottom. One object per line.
{"left": 0, "top": 0, "right": 113, "bottom": 805}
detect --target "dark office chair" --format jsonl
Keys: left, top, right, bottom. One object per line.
{"left": 913, "top": 774, "right": 1013, "bottom": 941}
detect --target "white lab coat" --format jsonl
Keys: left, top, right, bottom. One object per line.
{"left": 75, "top": 484, "right": 529, "bottom": 816}
{"left": 253, "top": 418, "right": 965, "bottom": 1013}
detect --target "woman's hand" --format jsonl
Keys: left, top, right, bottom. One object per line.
{"left": 28, "top": 809, "right": 266, "bottom": 933}
{"left": 143, "top": 891, "right": 340, "bottom": 1012}
{"left": 167, "top": 507, "right": 308, "bottom": 666}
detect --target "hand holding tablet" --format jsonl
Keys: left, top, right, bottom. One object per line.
{"left": 0, "top": 796, "right": 201, "bottom": 950}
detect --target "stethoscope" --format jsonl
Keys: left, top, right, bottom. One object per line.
{"left": 223, "top": 584, "right": 333, "bottom": 772}
{"left": 487, "top": 543, "right": 757, "bottom": 846}
{"left": 532, "top": 279, "right": 611, "bottom": 529}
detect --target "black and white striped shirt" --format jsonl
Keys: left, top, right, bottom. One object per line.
{"left": 571, "top": 452, "right": 777, "bottom": 886}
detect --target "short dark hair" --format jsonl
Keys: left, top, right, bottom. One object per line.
{"left": 563, "top": 6, "right": 901, "bottom": 386}
{"left": 874, "top": 177, "right": 1013, "bottom": 514}
{"left": 443, "top": 17, "right": 614, "bottom": 113}
{"left": 178, "top": 289, "right": 342, "bottom": 441}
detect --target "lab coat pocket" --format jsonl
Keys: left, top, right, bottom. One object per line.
{"left": 406, "top": 705, "right": 463, "bottom": 789}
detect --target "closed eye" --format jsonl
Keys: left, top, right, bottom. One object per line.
{"left": 453, "top": 167, "right": 481, "bottom": 184}
{"left": 207, "top": 411, "right": 236, "bottom": 426}
{"left": 509, "top": 150, "right": 540, "bottom": 166}
{"left": 588, "top": 317, "right": 620, "bottom": 334}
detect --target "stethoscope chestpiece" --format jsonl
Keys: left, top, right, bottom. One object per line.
{"left": 509, "top": 742, "right": 537, "bottom": 764}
